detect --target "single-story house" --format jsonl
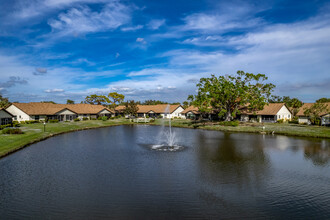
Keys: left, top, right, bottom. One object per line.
{"left": 181, "top": 106, "right": 201, "bottom": 119}
{"left": 6, "top": 102, "right": 114, "bottom": 122}
{"left": 296, "top": 103, "right": 330, "bottom": 125}
{"left": 116, "top": 104, "right": 184, "bottom": 118}
{"left": 239, "top": 103, "right": 292, "bottom": 123}
{"left": 0, "top": 108, "right": 14, "bottom": 125}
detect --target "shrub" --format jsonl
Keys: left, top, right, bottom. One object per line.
{"left": 74, "top": 118, "right": 80, "bottom": 122}
{"left": 97, "top": 116, "right": 102, "bottom": 120}
{"left": 49, "top": 119, "right": 59, "bottom": 123}
{"left": 219, "top": 121, "right": 239, "bottom": 127}
{"left": 25, "top": 120, "right": 40, "bottom": 124}
{"left": 101, "top": 116, "right": 108, "bottom": 121}
{"left": 91, "top": 118, "right": 97, "bottom": 120}
{"left": 289, "top": 120, "right": 299, "bottom": 124}
{"left": 13, "top": 121, "right": 20, "bottom": 127}
{"left": 0, "top": 124, "right": 11, "bottom": 130}
{"left": 2, "top": 128, "right": 24, "bottom": 134}
{"left": 277, "top": 119, "right": 284, "bottom": 123}
{"left": 110, "top": 117, "right": 115, "bottom": 120}
{"left": 82, "top": 117, "right": 88, "bottom": 121}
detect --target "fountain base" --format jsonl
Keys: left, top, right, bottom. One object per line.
{"left": 151, "top": 144, "right": 184, "bottom": 152}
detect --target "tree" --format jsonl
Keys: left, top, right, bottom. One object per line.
{"left": 189, "top": 71, "right": 275, "bottom": 121}
{"left": 0, "top": 94, "right": 11, "bottom": 108}
{"left": 142, "top": 100, "right": 167, "bottom": 105}
{"left": 123, "top": 100, "right": 139, "bottom": 116}
{"left": 182, "top": 101, "right": 189, "bottom": 109}
{"left": 41, "top": 101, "right": 56, "bottom": 104}
{"left": 85, "top": 94, "right": 108, "bottom": 105}
{"left": 316, "top": 97, "right": 330, "bottom": 103}
{"left": 108, "top": 92, "right": 125, "bottom": 110}
{"left": 66, "top": 99, "right": 75, "bottom": 104}
{"left": 303, "top": 102, "right": 329, "bottom": 125}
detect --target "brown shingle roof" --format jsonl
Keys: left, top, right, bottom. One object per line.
{"left": 11, "top": 103, "right": 113, "bottom": 115}
{"left": 240, "top": 103, "right": 289, "bottom": 115}
{"left": 296, "top": 103, "right": 330, "bottom": 117}
{"left": 115, "top": 104, "right": 182, "bottom": 114}
{"left": 181, "top": 106, "right": 200, "bottom": 114}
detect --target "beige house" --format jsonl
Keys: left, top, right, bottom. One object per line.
{"left": 116, "top": 104, "right": 184, "bottom": 118}
{"left": 239, "top": 103, "right": 292, "bottom": 123}
{"left": 181, "top": 106, "right": 201, "bottom": 119}
{"left": 6, "top": 102, "right": 114, "bottom": 122}
{"left": 0, "top": 108, "right": 14, "bottom": 125}
{"left": 296, "top": 103, "right": 330, "bottom": 125}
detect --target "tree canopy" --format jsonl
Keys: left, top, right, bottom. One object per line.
{"left": 188, "top": 71, "right": 275, "bottom": 121}
{"left": 304, "top": 102, "right": 329, "bottom": 125}
{"left": 108, "top": 92, "right": 125, "bottom": 110}
{"left": 316, "top": 97, "right": 330, "bottom": 103}
{"left": 0, "top": 95, "right": 11, "bottom": 108}
{"left": 123, "top": 100, "right": 139, "bottom": 116}
{"left": 270, "top": 96, "right": 303, "bottom": 117}
{"left": 85, "top": 94, "right": 108, "bottom": 105}
{"left": 66, "top": 99, "right": 75, "bottom": 104}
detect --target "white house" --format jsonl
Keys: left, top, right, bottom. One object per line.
{"left": 116, "top": 104, "right": 184, "bottom": 118}
{"left": 6, "top": 102, "right": 114, "bottom": 122}
{"left": 240, "top": 103, "right": 292, "bottom": 123}
{"left": 0, "top": 108, "right": 14, "bottom": 125}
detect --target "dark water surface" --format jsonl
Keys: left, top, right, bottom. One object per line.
{"left": 1, "top": 125, "right": 330, "bottom": 219}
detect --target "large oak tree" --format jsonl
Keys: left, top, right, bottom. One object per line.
{"left": 189, "top": 71, "right": 275, "bottom": 121}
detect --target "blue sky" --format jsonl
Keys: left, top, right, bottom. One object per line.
{"left": 0, "top": 0, "right": 329, "bottom": 103}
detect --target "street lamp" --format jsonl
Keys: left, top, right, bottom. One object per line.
{"left": 43, "top": 121, "right": 46, "bottom": 132}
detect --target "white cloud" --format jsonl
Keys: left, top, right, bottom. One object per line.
{"left": 44, "top": 88, "right": 65, "bottom": 93}
{"left": 48, "top": 2, "right": 131, "bottom": 37}
{"left": 121, "top": 25, "right": 143, "bottom": 32}
{"left": 147, "top": 19, "right": 166, "bottom": 30}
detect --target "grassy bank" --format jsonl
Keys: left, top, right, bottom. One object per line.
{"left": 0, "top": 119, "right": 133, "bottom": 158}
{"left": 1, "top": 118, "right": 329, "bottom": 159}
{"left": 154, "top": 119, "right": 330, "bottom": 139}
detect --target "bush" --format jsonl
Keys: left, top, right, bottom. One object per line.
{"left": 0, "top": 124, "right": 11, "bottom": 130}
{"left": 2, "top": 128, "right": 24, "bottom": 134}
{"left": 82, "top": 117, "right": 88, "bottom": 121}
{"left": 24, "top": 120, "right": 40, "bottom": 124}
{"left": 13, "top": 121, "right": 20, "bottom": 127}
{"left": 219, "top": 120, "right": 239, "bottom": 127}
{"left": 97, "top": 116, "right": 102, "bottom": 120}
{"left": 289, "top": 120, "right": 299, "bottom": 124}
{"left": 110, "top": 117, "right": 115, "bottom": 120}
{"left": 277, "top": 119, "right": 284, "bottom": 123}
{"left": 101, "top": 116, "right": 108, "bottom": 121}
{"left": 74, "top": 118, "right": 80, "bottom": 122}
{"left": 91, "top": 118, "right": 97, "bottom": 120}
{"left": 49, "top": 119, "right": 59, "bottom": 123}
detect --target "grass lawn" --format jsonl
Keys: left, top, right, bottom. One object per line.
{"left": 154, "top": 119, "right": 330, "bottom": 139}
{"left": 0, "top": 118, "right": 132, "bottom": 158}
{"left": 1, "top": 118, "right": 329, "bottom": 159}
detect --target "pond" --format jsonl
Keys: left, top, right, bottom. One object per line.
{"left": 0, "top": 125, "right": 329, "bottom": 219}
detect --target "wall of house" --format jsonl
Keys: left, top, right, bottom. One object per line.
{"left": 298, "top": 116, "right": 310, "bottom": 124}
{"left": 321, "top": 114, "right": 329, "bottom": 126}
{"left": 0, "top": 110, "right": 12, "bottom": 118}
{"left": 240, "top": 115, "right": 249, "bottom": 122}
{"left": 77, "top": 114, "right": 97, "bottom": 119}
{"left": 31, "top": 115, "right": 47, "bottom": 120}
{"left": 99, "top": 109, "right": 113, "bottom": 116}
{"left": 6, "top": 105, "right": 32, "bottom": 122}
{"left": 276, "top": 106, "right": 292, "bottom": 121}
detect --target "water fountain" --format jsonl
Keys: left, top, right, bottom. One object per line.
{"left": 151, "top": 104, "right": 184, "bottom": 151}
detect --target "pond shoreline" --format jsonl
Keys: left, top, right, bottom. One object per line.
{"left": 1, "top": 119, "right": 329, "bottom": 159}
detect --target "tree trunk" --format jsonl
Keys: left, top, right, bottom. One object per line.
{"left": 225, "top": 110, "right": 232, "bottom": 121}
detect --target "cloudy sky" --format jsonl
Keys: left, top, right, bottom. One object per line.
{"left": 0, "top": 0, "right": 329, "bottom": 103}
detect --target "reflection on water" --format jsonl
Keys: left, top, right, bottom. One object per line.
{"left": 0, "top": 125, "right": 329, "bottom": 219}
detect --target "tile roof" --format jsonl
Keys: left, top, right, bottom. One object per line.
{"left": 240, "top": 103, "right": 289, "bottom": 115}
{"left": 181, "top": 106, "right": 200, "bottom": 114}
{"left": 11, "top": 102, "right": 113, "bottom": 115}
{"left": 115, "top": 104, "right": 182, "bottom": 114}
{"left": 296, "top": 103, "right": 330, "bottom": 117}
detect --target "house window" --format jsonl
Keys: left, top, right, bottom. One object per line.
{"left": 35, "top": 115, "right": 40, "bottom": 120}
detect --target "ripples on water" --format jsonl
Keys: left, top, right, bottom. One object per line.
{"left": 0, "top": 125, "right": 329, "bottom": 219}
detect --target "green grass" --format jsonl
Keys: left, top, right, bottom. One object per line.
{"left": 0, "top": 118, "right": 132, "bottom": 158}
{"left": 154, "top": 119, "right": 330, "bottom": 139}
